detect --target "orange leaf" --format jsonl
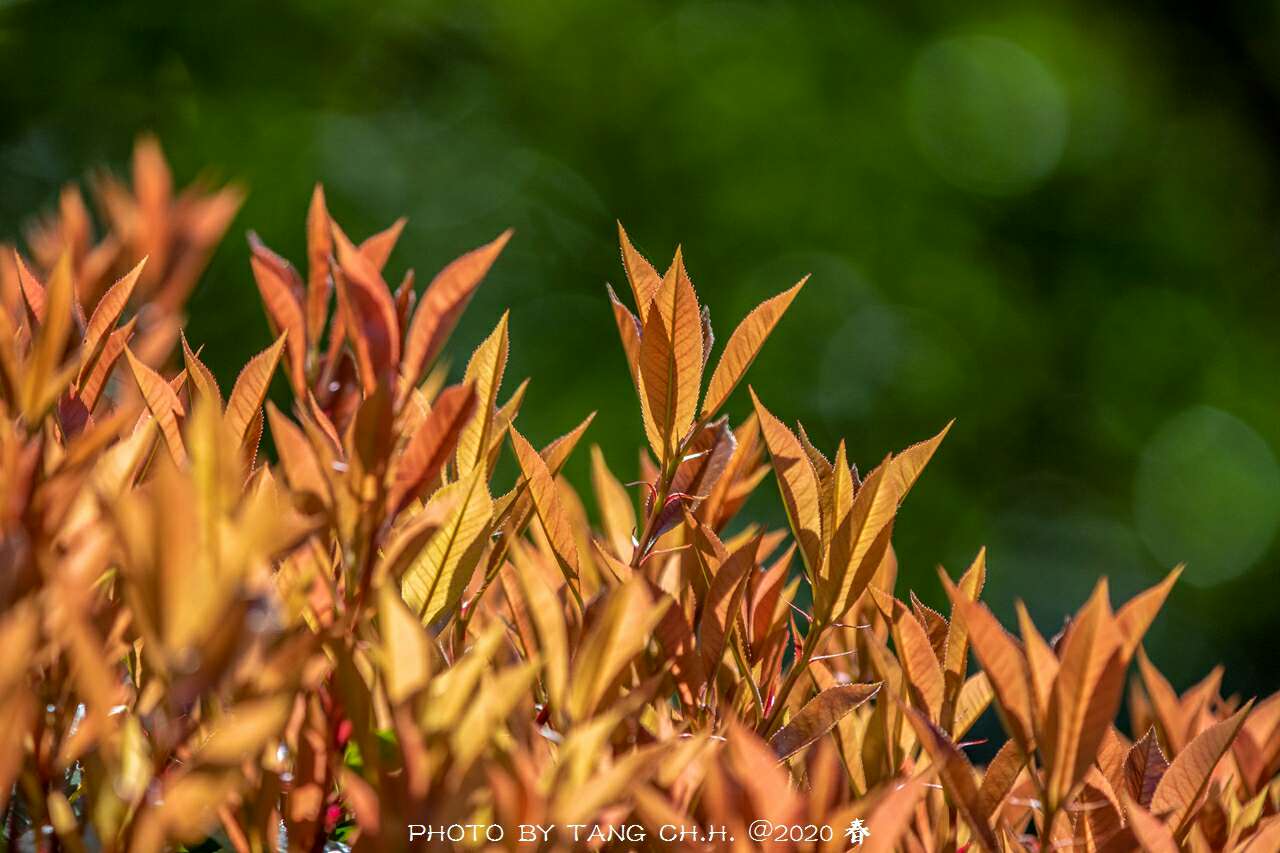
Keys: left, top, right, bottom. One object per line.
{"left": 332, "top": 225, "right": 401, "bottom": 392}
{"left": 637, "top": 248, "right": 703, "bottom": 462}
{"left": 770, "top": 682, "right": 879, "bottom": 760}
{"left": 950, "top": 596, "right": 1035, "bottom": 750}
{"left": 387, "top": 381, "right": 476, "bottom": 516}
{"left": 304, "top": 184, "right": 332, "bottom": 343}
{"left": 701, "top": 277, "right": 805, "bottom": 418}
{"left": 511, "top": 426, "right": 583, "bottom": 583}
{"left": 903, "top": 704, "right": 1001, "bottom": 851}
{"left": 358, "top": 216, "right": 406, "bottom": 271}
{"left": 617, "top": 222, "right": 662, "bottom": 321}
{"left": 1124, "top": 796, "right": 1179, "bottom": 853}
{"left": 249, "top": 238, "right": 308, "bottom": 397}
{"left": 1124, "top": 727, "right": 1170, "bottom": 808}
{"left": 1151, "top": 701, "right": 1252, "bottom": 834}
{"left": 1042, "top": 581, "right": 1128, "bottom": 810}
{"left": 224, "top": 335, "right": 286, "bottom": 446}
{"left": 399, "top": 229, "right": 512, "bottom": 399}
{"left": 1116, "top": 566, "right": 1182, "bottom": 656}
{"left": 80, "top": 257, "right": 145, "bottom": 381}
{"left": 750, "top": 389, "right": 823, "bottom": 578}
{"left": 79, "top": 316, "right": 137, "bottom": 411}
{"left": 124, "top": 347, "right": 186, "bottom": 465}
{"left": 697, "top": 534, "right": 758, "bottom": 677}
{"left": 606, "top": 283, "right": 642, "bottom": 388}
{"left": 877, "top": 590, "right": 944, "bottom": 722}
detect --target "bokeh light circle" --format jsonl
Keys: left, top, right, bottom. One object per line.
{"left": 1134, "top": 406, "right": 1280, "bottom": 587}
{"left": 907, "top": 35, "right": 1068, "bottom": 195}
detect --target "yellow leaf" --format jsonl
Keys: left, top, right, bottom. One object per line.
{"left": 454, "top": 312, "right": 509, "bottom": 478}
{"left": 590, "top": 445, "right": 637, "bottom": 560}
{"left": 701, "top": 277, "right": 805, "bottom": 418}
{"left": 400, "top": 468, "right": 493, "bottom": 627}
{"left": 180, "top": 331, "right": 223, "bottom": 413}
{"left": 377, "top": 584, "right": 433, "bottom": 704}
{"left": 567, "top": 577, "right": 669, "bottom": 721}
{"left": 196, "top": 694, "right": 293, "bottom": 766}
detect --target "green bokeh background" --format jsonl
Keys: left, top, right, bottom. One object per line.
{"left": 4, "top": 0, "right": 1279, "bottom": 697}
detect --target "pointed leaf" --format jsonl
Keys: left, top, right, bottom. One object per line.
{"left": 400, "top": 468, "right": 493, "bottom": 627}
{"left": 125, "top": 347, "right": 186, "bottom": 465}
{"left": 399, "top": 229, "right": 511, "bottom": 397}
{"left": 701, "top": 277, "right": 805, "bottom": 417}
{"left": 454, "top": 313, "right": 509, "bottom": 478}
{"left": 751, "top": 389, "right": 823, "bottom": 577}
{"left": 617, "top": 222, "right": 662, "bottom": 320}
{"left": 770, "top": 682, "right": 880, "bottom": 760}
{"left": 511, "top": 426, "right": 583, "bottom": 582}
{"left": 225, "top": 334, "right": 286, "bottom": 445}
{"left": 387, "top": 381, "right": 476, "bottom": 515}
{"left": 1151, "top": 701, "right": 1252, "bottom": 834}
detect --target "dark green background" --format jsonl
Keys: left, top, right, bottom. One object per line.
{"left": 4, "top": 1, "right": 1279, "bottom": 698}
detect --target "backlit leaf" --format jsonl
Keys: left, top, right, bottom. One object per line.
{"left": 1151, "top": 701, "right": 1252, "bottom": 834}
{"left": 400, "top": 468, "right": 493, "bottom": 627}
{"left": 399, "top": 229, "right": 511, "bottom": 398}
{"left": 454, "top": 312, "right": 509, "bottom": 478}
{"left": 701, "top": 277, "right": 805, "bottom": 418}
{"left": 770, "top": 682, "right": 880, "bottom": 760}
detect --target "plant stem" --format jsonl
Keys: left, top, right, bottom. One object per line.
{"left": 761, "top": 619, "right": 824, "bottom": 736}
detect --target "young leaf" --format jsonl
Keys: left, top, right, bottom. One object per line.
{"left": 454, "top": 312, "right": 509, "bottom": 478}
{"left": 949, "top": 596, "right": 1035, "bottom": 749}
{"left": 400, "top": 468, "right": 493, "bottom": 627}
{"left": 903, "top": 704, "right": 1001, "bottom": 852}
{"left": 770, "top": 682, "right": 880, "bottom": 760}
{"left": 249, "top": 240, "right": 308, "bottom": 396}
{"left": 750, "top": 389, "right": 823, "bottom": 577}
{"left": 700, "top": 277, "right": 805, "bottom": 418}
{"left": 511, "top": 426, "right": 583, "bottom": 583}
{"left": 617, "top": 222, "right": 662, "bottom": 320}
{"left": 80, "top": 257, "right": 145, "bottom": 379}
{"left": 1124, "top": 727, "right": 1170, "bottom": 808}
{"left": 637, "top": 248, "right": 703, "bottom": 463}
{"left": 606, "top": 283, "right": 642, "bottom": 387}
{"left": 124, "top": 347, "right": 187, "bottom": 466}
{"left": 1043, "top": 580, "right": 1128, "bottom": 810}
{"left": 224, "top": 334, "right": 287, "bottom": 446}
{"left": 386, "top": 381, "right": 476, "bottom": 516}
{"left": 697, "top": 534, "right": 759, "bottom": 678}
{"left": 1150, "top": 701, "right": 1252, "bottom": 834}
{"left": 399, "top": 229, "right": 511, "bottom": 398}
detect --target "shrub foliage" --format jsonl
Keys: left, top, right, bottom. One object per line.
{"left": 1, "top": 139, "right": 1278, "bottom": 852}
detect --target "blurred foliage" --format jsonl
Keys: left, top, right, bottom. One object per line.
{"left": 3, "top": 0, "right": 1280, "bottom": 697}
